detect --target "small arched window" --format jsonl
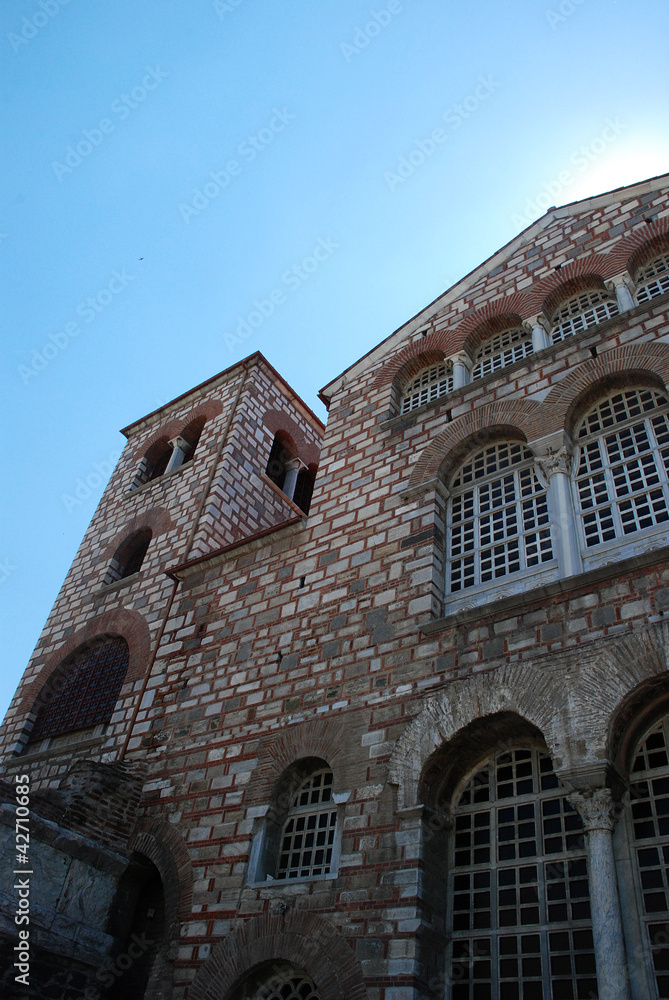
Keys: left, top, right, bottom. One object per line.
{"left": 572, "top": 387, "right": 669, "bottom": 552}
{"left": 550, "top": 289, "right": 619, "bottom": 344}
{"left": 472, "top": 327, "right": 533, "bottom": 380}
{"left": 265, "top": 431, "right": 296, "bottom": 491}
{"left": 276, "top": 768, "right": 337, "bottom": 879}
{"left": 130, "top": 439, "right": 172, "bottom": 490}
{"left": 28, "top": 636, "right": 129, "bottom": 744}
{"left": 447, "top": 441, "right": 553, "bottom": 597}
{"left": 234, "top": 964, "right": 320, "bottom": 1000}
{"left": 103, "top": 528, "right": 152, "bottom": 586}
{"left": 635, "top": 252, "right": 669, "bottom": 304}
{"left": 401, "top": 361, "right": 453, "bottom": 414}
{"left": 448, "top": 746, "right": 596, "bottom": 998}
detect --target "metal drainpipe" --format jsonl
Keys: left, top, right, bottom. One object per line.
{"left": 119, "top": 359, "right": 250, "bottom": 761}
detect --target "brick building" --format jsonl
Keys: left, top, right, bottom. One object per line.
{"left": 3, "top": 173, "right": 669, "bottom": 1000}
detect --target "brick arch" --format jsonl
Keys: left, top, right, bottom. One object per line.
{"left": 406, "top": 399, "right": 547, "bottom": 490}
{"left": 388, "top": 664, "right": 572, "bottom": 810}
{"left": 371, "top": 331, "right": 465, "bottom": 390}
{"left": 128, "top": 818, "right": 193, "bottom": 924}
{"left": 187, "top": 910, "right": 369, "bottom": 1000}
{"left": 462, "top": 311, "right": 525, "bottom": 358}
{"left": 98, "top": 507, "right": 175, "bottom": 565}
{"left": 525, "top": 254, "right": 617, "bottom": 314}
{"left": 18, "top": 609, "right": 152, "bottom": 715}
{"left": 605, "top": 217, "right": 669, "bottom": 276}
{"left": 263, "top": 409, "right": 320, "bottom": 465}
{"left": 251, "top": 718, "right": 350, "bottom": 805}
{"left": 131, "top": 402, "right": 224, "bottom": 461}
{"left": 543, "top": 342, "right": 669, "bottom": 434}
{"left": 539, "top": 272, "right": 610, "bottom": 319}
{"left": 452, "top": 291, "right": 534, "bottom": 343}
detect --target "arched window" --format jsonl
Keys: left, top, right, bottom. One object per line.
{"left": 628, "top": 715, "right": 669, "bottom": 999}
{"left": 265, "top": 431, "right": 296, "bottom": 491}
{"left": 635, "top": 252, "right": 669, "bottom": 304}
{"left": 28, "top": 636, "right": 129, "bottom": 744}
{"left": 130, "top": 439, "right": 172, "bottom": 490}
{"left": 103, "top": 528, "right": 152, "bottom": 586}
{"left": 401, "top": 361, "right": 453, "bottom": 414}
{"left": 447, "top": 441, "right": 554, "bottom": 600}
{"left": 276, "top": 768, "right": 337, "bottom": 879}
{"left": 550, "top": 289, "right": 619, "bottom": 344}
{"left": 181, "top": 415, "right": 206, "bottom": 462}
{"left": 234, "top": 964, "right": 320, "bottom": 1000}
{"left": 472, "top": 328, "right": 533, "bottom": 380}
{"left": 293, "top": 463, "right": 317, "bottom": 514}
{"left": 572, "top": 387, "right": 669, "bottom": 556}
{"left": 448, "top": 746, "right": 597, "bottom": 999}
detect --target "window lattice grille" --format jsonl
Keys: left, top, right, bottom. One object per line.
{"left": 449, "top": 747, "right": 597, "bottom": 999}
{"left": 636, "top": 253, "right": 669, "bottom": 304}
{"left": 550, "top": 289, "right": 619, "bottom": 344}
{"left": 630, "top": 717, "right": 669, "bottom": 998}
{"left": 276, "top": 769, "right": 337, "bottom": 879}
{"left": 472, "top": 328, "right": 533, "bottom": 380}
{"left": 401, "top": 363, "right": 453, "bottom": 414}
{"left": 238, "top": 967, "right": 320, "bottom": 1000}
{"left": 573, "top": 388, "right": 669, "bottom": 548}
{"left": 448, "top": 442, "right": 553, "bottom": 593}
{"left": 29, "top": 637, "right": 129, "bottom": 742}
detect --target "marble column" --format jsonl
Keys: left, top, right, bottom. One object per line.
{"left": 165, "top": 435, "right": 190, "bottom": 473}
{"left": 568, "top": 788, "right": 631, "bottom": 1000}
{"left": 282, "top": 458, "right": 302, "bottom": 501}
{"left": 524, "top": 315, "right": 551, "bottom": 352}
{"left": 452, "top": 354, "right": 471, "bottom": 390}
{"left": 535, "top": 446, "right": 582, "bottom": 579}
{"left": 607, "top": 274, "right": 635, "bottom": 313}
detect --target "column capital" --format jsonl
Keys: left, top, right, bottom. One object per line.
{"left": 168, "top": 435, "right": 189, "bottom": 450}
{"left": 568, "top": 787, "right": 617, "bottom": 832}
{"left": 535, "top": 445, "right": 573, "bottom": 479}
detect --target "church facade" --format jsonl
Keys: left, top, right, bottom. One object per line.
{"left": 3, "top": 174, "right": 669, "bottom": 1000}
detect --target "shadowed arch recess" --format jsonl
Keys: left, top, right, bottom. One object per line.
{"left": 188, "top": 910, "right": 368, "bottom": 1000}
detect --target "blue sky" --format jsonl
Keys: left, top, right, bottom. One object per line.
{"left": 2, "top": 0, "right": 669, "bottom": 720}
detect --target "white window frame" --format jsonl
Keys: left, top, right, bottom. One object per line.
{"left": 445, "top": 441, "right": 557, "bottom": 613}
{"left": 401, "top": 362, "right": 454, "bottom": 414}
{"left": 471, "top": 328, "right": 533, "bottom": 381}
{"left": 636, "top": 252, "right": 669, "bottom": 304}
{"left": 572, "top": 387, "right": 669, "bottom": 571}
{"left": 549, "top": 289, "right": 619, "bottom": 344}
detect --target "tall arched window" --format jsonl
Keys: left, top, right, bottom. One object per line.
{"left": 28, "top": 636, "right": 129, "bottom": 744}
{"left": 635, "top": 252, "right": 669, "bottom": 304}
{"left": 276, "top": 768, "right": 337, "bottom": 879}
{"left": 472, "top": 328, "right": 533, "bottom": 381}
{"left": 103, "top": 528, "right": 152, "bottom": 586}
{"left": 180, "top": 415, "right": 206, "bottom": 462}
{"left": 401, "top": 361, "right": 453, "bottom": 413}
{"left": 447, "top": 441, "right": 554, "bottom": 601}
{"left": 628, "top": 715, "right": 669, "bottom": 999}
{"left": 448, "top": 747, "right": 597, "bottom": 999}
{"left": 130, "top": 439, "right": 172, "bottom": 490}
{"left": 572, "top": 387, "right": 669, "bottom": 558}
{"left": 550, "top": 289, "right": 619, "bottom": 344}
{"left": 265, "top": 431, "right": 296, "bottom": 491}
{"left": 234, "top": 964, "right": 320, "bottom": 1000}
